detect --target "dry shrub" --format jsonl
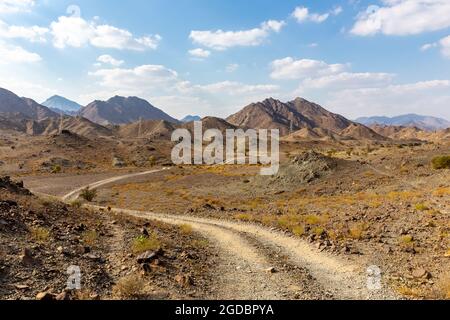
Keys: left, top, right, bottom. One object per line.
{"left": 348, "top": 223, "right": 366, "bottom": 240}
{"left": 30, "top": 226, "right": 50, "bottom": 243}
{"left": 79, "top": 187, "right": 97, "bottom": 202}
{"left": 132, "top": 234, "right": 160, "bottom": 254}
{"left": 431, "top": 156, "right": 450, "bottom": 169}
{"left": 437, "top": 274, "right": 450, "bottom": 300}
{"left": 234, "top": 213, "right": 252, "bottom": 222}
{"left": 179, "top": 224, "right": 193, "bottom": 235}
{"left": 112, "top": 274, "right": 145, "bottom": 300}
{"left": 82, "top": 230, "right": 98, "bottom": 247}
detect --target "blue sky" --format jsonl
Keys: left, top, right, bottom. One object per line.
{"left": 0, "top": 0, "right": 449, "bottom": 120}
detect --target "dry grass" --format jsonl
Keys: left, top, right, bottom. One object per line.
{"left": 112, "top": 274, "right": 145, "bottom": 299}
{"left": 70, "top": 199, "right": 83, "bottom": 209}
{"left": 292, "top": 225, "right": 305, "bottom": 237}
{"left": 437, "top": 274, "right": 450, "bottom": 299}
{"left": 82, "top": 230, "right": 98, "bottom": 247}
{"left": 132, "top": 234, "right": 160, "bottom": 254}
{"left": 399, "top": 235, "right": 414, "bottom": 248}
{"left": 234, "top": 213, "right": 253, "bottom": 222}
{"left": 30, "top": 226, "right": 50, "bottom": 243}
{"left": 179, "top": 224, "right": 193, "bottom": 235}
{"left": 348, "top": 223, "right": 366, "bottom": 240}
{"left": 396, "top": 285, "right": 422, "bottom": 298}
{"left": 415, "top": 203, "right": 429, "bottom": 211}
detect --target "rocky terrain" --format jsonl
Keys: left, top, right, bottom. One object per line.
{"left": 0, "top": 176, "right": 216, "bottom": 300}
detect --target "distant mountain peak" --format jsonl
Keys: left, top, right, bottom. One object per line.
{"left": 181, "top": 115, "right": 201, "bottom": 123}
{"left": 79, "top": 95, "right": 178, "bottom": 126}
{"left": 355, "top": 114, "right": 450, "bottom": 131}
{"left": 41, "top": 95, "right": 82, "bottom": 115}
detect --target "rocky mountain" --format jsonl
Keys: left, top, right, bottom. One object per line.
{"left": 356, "top": 114, "right": 450, "bottom": 131}
{"left": 79, "top": 96, "right": 178, "bottom": 126}
{"left": 0, "top": 87, "right": 58, "bottom": 120}
{"left": 41, "top": 95, "right": 82, "bottom": 116}
{"left": 227, "top": 97, "right": 384, "bottom": 140}
{"left": 25, "top": 116, "right": 113, "bottom": 139}
{"left": 117, "top": 120, "right": 177, "bottom": 139}
{"left": 181, "top": 115, "right": 201, "bottom": 123}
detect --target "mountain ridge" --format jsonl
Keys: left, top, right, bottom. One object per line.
{"left": 355, "top": 114, "right": 450, "bottom": 131}
{"left": 79, "top": 95, "right": 179, "bottom": 126}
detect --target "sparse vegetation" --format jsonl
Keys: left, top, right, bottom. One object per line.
{"left": 112, "top": 274, "right": 145, "bottom": 299}
{"left": 179, "top": 224, "right": 193, "bottom": 235}
{"left": 431, "top": 155, "right": 450, "bottom": 169}
{"left": 437, "top": 274, "right": 450, "bottom": 300}
{"left": 348, "top": 223, "right": 365, "bottom": 240}
{"left": 415, "top": 203, "right": 429, "bottom": 211}
{"left": 82, "top": 230, "right": 98, "bottom": 247}
{"left": 51, "top": 164, "right": 61, "bottom": 174}
{"left": 70, "top": 199, "right": 83, "bottom": 208}
{"left": 234, "top": 213, "right": 252, "bottom": 222}
{"left": 79, "top": 187, "right": 97, "bottom": 202}
{"left": 30, "top": 226, "right": 50, "bottom": 243}
{"left": 132, "top": 234, "right": 160, "bottom": 254}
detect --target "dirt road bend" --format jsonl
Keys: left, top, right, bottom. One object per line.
{"left": 32, "top": 169, "right": 397, "bottom": 300}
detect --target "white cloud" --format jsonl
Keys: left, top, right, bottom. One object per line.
{"left": 420, "top": 35, "right": 450, "bottom": 58}
{"left": 270, "top": 57, "right": 347, "bottom": 80}
{"left": 0, "top": 20, "right": 48, "bottom": 43}
{"left": 351, "top": 0, "right": 450, "bottom": 36}
{"left": 292, "top": 6, "right": 342, "bottom": 23}
{"left": 89, "top": 65, "right": 178, "bottom": 90}
{"left": 97, "top": 54, "right": 124, "bottom": 66}
{"left": 0, "top": 78, "right": 55, "bottom": 102}
{"left": 0, "top": 40, "right": 41, "bottom": 63}
{"left": 192, "top": 81, "right": 279, "bottom": 95}
{"left": 50, "top": 16, "right": 161, "bottom": 50}
{"left": 421, "top": 42, "right": 438, "bottom": 51}
{"left": 189, "top": 19, "right": 285, "bottom": 50}
{"left": 0, "top": 0, "right": 34, "bottom": 13}
{"left": 301, "top": 72, "right": 394, "bottom": 90}
{"left": 327, "top": 80, "right": 450, "bottom": 119}
{"left": 439, "top": 35, "right": 450, "bottom": 58}
{"left": 188, "top": 48, "right": 211, "bottom": 58}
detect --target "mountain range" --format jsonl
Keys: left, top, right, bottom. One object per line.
{"left": 355, "top": 114, "right": 450, "bottom": 131}
{"left": 227, "top": 97, "right": 385, "bottom": 140}
{"left": 41, "top": 95, "right": 83, "bottom": 116}
{"left": 1, "top": 86, "right": 448, "bottom": 142}
{"left": 0, "top": 88, "right": 58, "bottom": 120}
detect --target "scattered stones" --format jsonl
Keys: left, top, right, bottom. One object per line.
{"left": 412, "top": 268, "right": 432, "bottom": 279}
{"left": 265, "top": 267, "right": 277, "bottom": 274}
{"left": 36, "top": 291, "right": 56, "bottom": 301}
{"left": 20, "top": 248, "right": 35, "bottom": 266}
{"left": 175, "top": 274, "right": 193, "bottom": 287}
{"left": 136, "top": 248, "right": 163, "bottom": 264}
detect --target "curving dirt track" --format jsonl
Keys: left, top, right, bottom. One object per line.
{"left": 28, "top": 169, "right": 398, "bottom": 300}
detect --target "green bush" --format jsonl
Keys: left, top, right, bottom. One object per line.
{"left": 432, "top": 156, "right": 450, "bottom": 170}
{"left": 79, "top": 187, "right": 97, "bottom": 202}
